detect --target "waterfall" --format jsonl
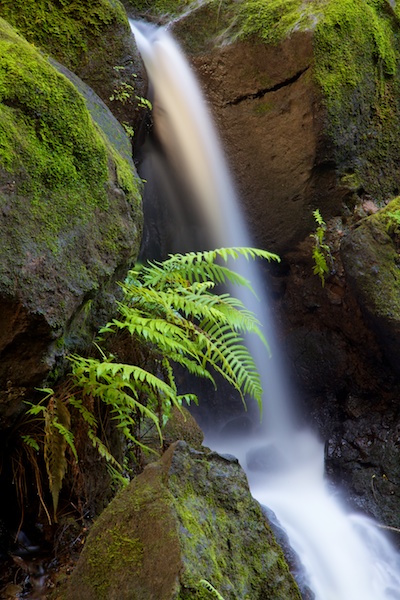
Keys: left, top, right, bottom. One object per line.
{"left": 130, "top": 20, "right": 400, "bottom": 600}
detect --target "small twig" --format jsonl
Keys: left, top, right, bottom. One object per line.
{"left": 376, "top": 523, "right": 400, "bottom": 535}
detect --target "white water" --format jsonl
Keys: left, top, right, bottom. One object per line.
{"left": 131, "top": 20, "right": 400, "bottom": 600}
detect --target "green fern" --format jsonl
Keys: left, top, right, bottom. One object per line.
{"left": 310, "top": 209, "right": 333, "bottom": 287}
{"left": 43, "top": 396, "right": 72, "bottom": 522}
{"left": 103, "top": 247, "right": 279, "bottom": 412}
{"left": 62, "top": 247, "right": 278, "bottom": 482}
{"left": 24, "top": 390, "right": 78, "bottom": 522}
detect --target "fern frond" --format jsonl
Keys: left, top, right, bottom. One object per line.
{"left": 313, "top": 208, "right": 325, "bottom": 227}
{"left": 87, "top": 430, "right": 121, "bottom": 468}
{"left": 21, "top": 435, "right": 40, "bottom": 452}
{"left": 199, "top": 579, "right": 226, "bottom": 600}
{"left": 44, "top": 397, "right": 71, "bottom": 522}
{"left": 128, "top": 247, "right": 279, "bottom": 292}
{"left": 68, "top": 246, "right": 277, "bottom": 470}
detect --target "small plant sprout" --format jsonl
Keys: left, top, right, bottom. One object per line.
{"left": 310, "top": 209, "right": 334, "bottom": 287}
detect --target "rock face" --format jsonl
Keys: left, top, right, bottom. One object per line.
{"left": 178, "top": 28, "right": 329, "bottom": 254}
{"left": 340, "top": 199, "right": 400, "bottom": 376}
{"left": 61, "top": 441, "right": 302, "bottom": 600}
{"left": 153, "top": 0, "right": 400, "bottom": 255}
{"left": 0, "top": 19, "right": 142, "bottom": 423}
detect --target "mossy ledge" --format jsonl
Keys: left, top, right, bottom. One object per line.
{"left": 0, "top": 0, "right": 128, "bottom": 73}
{"left": 0, "top": 0, "right": 147, "bottom": 131}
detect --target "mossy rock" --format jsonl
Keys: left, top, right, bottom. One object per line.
{"left": 128, "top": 0, "right": 400, "bottom": 253}
{"left": 0, "top": 19, "right": 143, "bottom": 416}
{"left": 60, "top": 441, "right": 301, "bottom": 600}
{"left": 178, "top": 0, "right": 400, "bottom": 199}
{"left": 0, "top": 0, "right": 147, "bottom": 130}
{"left": 341, "top": 197, "right": 400, "bottom": 374}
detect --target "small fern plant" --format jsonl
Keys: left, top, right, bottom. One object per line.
{"left": 310, "top": 209, "right": 333, "bottom": 287}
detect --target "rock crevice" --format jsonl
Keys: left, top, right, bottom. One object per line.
{"left": 226, "top": 65, "right": 311, "bottom": 106}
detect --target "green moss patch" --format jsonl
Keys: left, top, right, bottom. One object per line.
{"left": 167, "top": 443, "right": 301, "bottom": 600}
{"left": 0, "top": 0, "right": 128, "bottom": 71}
{"left": 312, "top": 0, "right": 400, "bottom": 201}
{"left": 63, "top": 461, "right": 182, "bottom": 600}
{"left": 0, "top": 19, "right": 142, "bottom": 330}
{"left": 0, "top": 23, "right": 110, "bottom": 248}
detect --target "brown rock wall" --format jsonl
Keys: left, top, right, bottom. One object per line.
{"left": 172, "top": 26, "right": 346, "bottom": 253}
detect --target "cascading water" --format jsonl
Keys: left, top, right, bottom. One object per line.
{"left": 131, "top": 20, "right": 400, "bottom": 599}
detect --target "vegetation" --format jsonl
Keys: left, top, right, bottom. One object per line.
{"left": 0, "top": 0, "right": 128, "bottom": 71}
{"left": 310, "top": 209, "right": 333, "bottom": 287}
{"left": 237, "top": 0, "right": 315, "bottom": 44}
{"left": 22, "top": 247, "right": 278, "bottom": 520}
{"left": 199, "top": 579, "right": 226, "bottom": 599}
{"left": 0, "top": 20, "right": 141, "bottom": 249}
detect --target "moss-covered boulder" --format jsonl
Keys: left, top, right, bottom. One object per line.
{"left": 128, "top": 0, "right": 400, "bottom": 253}
{"left": 61, "top": 441, "right": 301, "bottom": 600}
{"left": 0, "top": 0, "right": 146, "bottom": 130}
{"left": 340, "top": 197, "right": 400, "bottom": 375}
{"left": 0, "top": 19, "right": 142, "bottom": 420}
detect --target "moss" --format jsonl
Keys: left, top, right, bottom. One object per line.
{"left": 0, "top": 19, "right": 142, "bottom": 334}
{"left": 0, "top": 0, "right": 129, "bottom": 72}
{"left": 62, "top": 444, "right": 300, "bottom": 600}
{"left": 236, "top": 0, "right": 316, "bottom": 44}
{"left": 124, "top": 0, "right": 192, "bottom": 18}
{"left": 0, "top": 22, "right": 109, "bottom": 248}
{"left": 311, "top": 0, "right": 400, "bottom": 200}
{"left": 85, "top": 526, "right": 144, "bottom": 596}
{"left": 167, "top": 444, "right": 301, "bottom": 600}
{"left": 253, "top": 101, "right": 275, "bottom": 116}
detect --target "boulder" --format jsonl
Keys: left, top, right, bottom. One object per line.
{"left": 0, "top": 0, "right": 147, "bottom": 131}
{"left": 0, "top": 19, "right": 143, "bottom": 424}
{"left": 61, "top": 441, "right": 302, "bottom": 600}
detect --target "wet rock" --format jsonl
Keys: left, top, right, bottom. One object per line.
{"left": 341, "top": 198, "right": 400, "bottom": 376}
{"left": 326, "top": 409, "right": 400, "bottom": 531}
{"left": 0, "top": 0, "right": 147, "bottom": 132}
{"left": 160, "top": 0, "right": 400, "bottom": 255}
{"left": 61, "top": 441, "right": 302, "bottom": 599}
{"left": 0, "top": 20, "right": 143, "bottom": 424}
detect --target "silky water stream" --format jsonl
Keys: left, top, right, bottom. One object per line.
{"left": 131, "top": 20, "right": 400, "bottom": 599}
